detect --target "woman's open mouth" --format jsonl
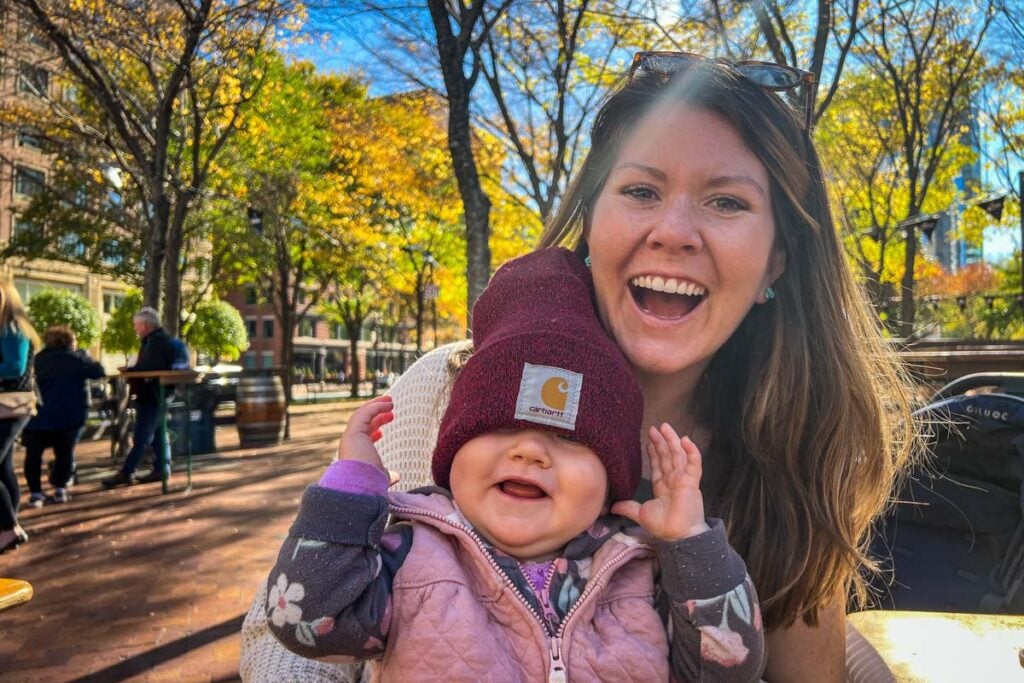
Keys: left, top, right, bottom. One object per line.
{"left": 629, "top": 276, "right": 706, "bottom": 319}
{"left": 498, "top": 479, "right": 547, "bottom": 499}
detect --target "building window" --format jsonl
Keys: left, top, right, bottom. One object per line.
{"left": 261, "top": 351, "right": 275, "bottom": 368}
{"left": 17, "top": 10, "right": 49, "bottom": 48}
{"left": 298, "top": 317, "right": 315, "bottom": 337}
{"left": 14, "top": 166, "right": 45, "bottom": 198}
{"left": 59, "top": 233, "right": 85, "bottom": 258}
{"left": 100, "top": 238, "right": 124, "bottom": 267}
{"left": 18, "top": 62, "right": 49, "bottom": 97}
{"left": 16, "top": 128, "right": 42, "bottom": 151}
{"left": 103, "top": 291, "right": 125, "bottom": 315}
{"left": 245, "top": 287, "right": 258, "bottom": 305}
{"left": 262, "top": 318, "right": 274, "bottom": 339}
{"left": 14, "top": 278, "right": 81, "bottom": 304}
{"left": 245, "top": 318, "right": 257, "bottom": 340}
{"left": 11, "top": 215, "right": 40, "bottom": 241}
{"left": 242, "top": 351, "right": 257, "bottom": 369}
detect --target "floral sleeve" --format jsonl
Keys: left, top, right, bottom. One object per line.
{"left": 265, "top": 486, "right": 413, "bottom": 661}
{"left": 656, "top": 519, "right": 766, "bottom": 682}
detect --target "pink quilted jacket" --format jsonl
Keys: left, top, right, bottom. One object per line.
{"left": 380, "top": 491, "right": 670, "bottom": 682}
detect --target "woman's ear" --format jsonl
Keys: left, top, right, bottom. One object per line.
{"left": 758, "top": 246, "right": 787, "bottom": 303}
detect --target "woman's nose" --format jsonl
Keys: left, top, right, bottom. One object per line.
{"left": 507, "top": 432, "right": 552, "bottom": 467}
{"left": 645, "top": 199, "right": 703, "bottom": 253}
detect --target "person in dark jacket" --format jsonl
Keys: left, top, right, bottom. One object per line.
{"left": 23, "top": 326, "right": 105, "bottom": 506}
{"left": 102, "top": 307, "right": 177, "bottom": 488}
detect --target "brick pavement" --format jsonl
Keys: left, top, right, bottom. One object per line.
{"left": 0, "top": 400, "right": 363, "bottom": 682}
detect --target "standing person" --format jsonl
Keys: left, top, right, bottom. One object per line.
{"left": 23, "top": 326, "right": 105, "bottom": 507}
{"left": 241, "top": 53, "right": 918, "bottom": 681}
{"left": 0, "top": 281, "right": 40, "bottom": 553}
{"left": 265, "top": 249, "right": 765, "bottom": 680}
{"left": 102, "top": 307, "right": 177, "bottom": 488}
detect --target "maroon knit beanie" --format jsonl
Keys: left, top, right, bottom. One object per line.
{"left": 432, "top": 247, "right": 643, "bottom": 502}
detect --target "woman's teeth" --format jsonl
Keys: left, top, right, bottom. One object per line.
{"left": 629, "top": 276, "right": 706, "bottom": 296}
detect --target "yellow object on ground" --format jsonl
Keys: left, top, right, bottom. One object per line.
{"left": 0, "top": 577, "right": 33, "bottom": 612}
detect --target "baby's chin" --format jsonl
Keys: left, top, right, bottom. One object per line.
{"left": 475, "top": 525, "right": 575, "bottom": 563}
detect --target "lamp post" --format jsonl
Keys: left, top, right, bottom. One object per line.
{"left": 403, "top": 244, "right": 439, "bottom": 354}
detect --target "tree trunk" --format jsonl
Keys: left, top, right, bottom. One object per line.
{"left": 162, "top": 197, "right": 190, "bottom": 336}
{"left": 900, "top": 230, "right": 917, "bottom": 338}
{"left": 427, "top": 0, "right": 491, "bottom": 332}
{"left": 145, "top": 193, "right": 170, "bottom": 312}
{"left": 347, "top": 319, "right": 361, "bottom": 399}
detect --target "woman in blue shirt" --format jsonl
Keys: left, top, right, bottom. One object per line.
{"left": 0, "top": 281, "right": 40, "bottom": 553}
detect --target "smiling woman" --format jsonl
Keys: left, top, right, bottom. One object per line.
{"left": 538, "top": 58, "right": 919, "bottom": 681}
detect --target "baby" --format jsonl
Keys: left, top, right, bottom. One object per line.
{"left": 265, "top": 248, "right": 764, "bottom": 681}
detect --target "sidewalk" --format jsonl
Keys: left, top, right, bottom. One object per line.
{"left": 0, "top": 399, "right": 365, "bottom": 682}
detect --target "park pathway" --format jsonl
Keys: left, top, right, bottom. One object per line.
{"left": 0, "top": 400, "right": 362, "bottom": 682}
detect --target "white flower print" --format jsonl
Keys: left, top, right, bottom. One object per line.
{"left": 268, "top": 573, "right": 305, "bottom": 627}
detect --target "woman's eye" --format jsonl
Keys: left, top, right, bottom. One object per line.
{"left": 709, "top": 195, "right": 749, "bottom": 213}
{"left": 622, "top": 184, "right": 658, "bottom": 201}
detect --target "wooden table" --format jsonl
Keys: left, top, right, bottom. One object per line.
{"left": 119, "top": 370, "right": 203, "bottom": 493}
{"left": 846, "top": 610, "right": 1024, "bottom": 682}
{"left": 0, "top": 578, "right": 33, "bottom": 613}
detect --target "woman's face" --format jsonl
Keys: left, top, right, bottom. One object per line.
{"left": 587, "top": 104, "right": 784, "bottom": 386}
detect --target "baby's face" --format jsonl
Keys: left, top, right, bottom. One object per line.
{"left": 449, "top": 428, "right": 609, "bottom": 562}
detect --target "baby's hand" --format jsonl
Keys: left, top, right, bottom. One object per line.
{"left": 611, "top": 423, "right": 710, "bottom": 541}
{"left": 336, "top": 396, "right": 394, "bottom": 471}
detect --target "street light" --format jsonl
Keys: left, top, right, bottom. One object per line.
{"left": 403, "top": 244, "right": 439, "bottom": 353}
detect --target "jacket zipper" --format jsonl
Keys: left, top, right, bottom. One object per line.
{"left": 391, "top": 504, "right": 653, "bottom": 682}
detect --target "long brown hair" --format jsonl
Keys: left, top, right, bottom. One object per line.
{"left": 0, "top": 280, "right": 41, "bottom": 350}
{"left": 540, "top": 63, "right": 918, "bottom": 628}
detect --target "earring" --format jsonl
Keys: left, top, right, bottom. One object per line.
{"left": 764, "top": 286, "right": 776, "bottom": 301}
{"left": 584, "top": 255, "right": 592, "bottom": 268}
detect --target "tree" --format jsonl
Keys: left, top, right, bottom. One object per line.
{"left": 184, "top": 300, "right": 248, "bottom": 362}
{"left": 209, "top": 58, "right": 367, "bottom": 402}
{"left": 101, "top": 290, "right": 145, "bottom": 360}
{"left": 26, "top": 288, "right": 100, "bottom": 347}
{"left": 695, "top": 0, "right": 863, "bottom": 124}
{"left": 8, "top": 0, "right": 297, "bottom": 332}
{"left": 857, "top": 0, "right": 995, "bottom": 336}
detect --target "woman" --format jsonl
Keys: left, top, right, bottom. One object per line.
{"left": 241, "top": 54, "right": 916, "bottom": 681}
{"left": 0, "top": 281, "right": 41, "bottom": 553}
{"left": 23, "top": 325, "right": 106, "bottom": 507}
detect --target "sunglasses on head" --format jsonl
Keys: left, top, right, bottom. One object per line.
{"left": 628, "top": 51, "right": 817, "bottom": 132}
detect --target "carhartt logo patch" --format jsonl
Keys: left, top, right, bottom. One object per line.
{"left": 514, "top": 363, "right": 582, "bottom": 430}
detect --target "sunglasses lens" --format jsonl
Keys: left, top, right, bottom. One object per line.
{"left": 735, "top": 64, "right": 801, "bottom": 90}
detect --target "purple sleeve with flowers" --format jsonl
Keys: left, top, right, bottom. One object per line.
{"left": 657, "top": 519, "right": 766, "bottom": 682}
{"left": 263, "top": 468, "right": 411, "bottom": 661}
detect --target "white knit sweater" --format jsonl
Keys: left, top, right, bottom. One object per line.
{"left": 239, "top": 344, "right": 460, "bottom": 682}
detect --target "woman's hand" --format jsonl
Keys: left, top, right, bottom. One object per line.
{"left": 611, "top": 423, "right": 710, "bottom": 541}
{"left": 336, "top": 396, "right": 395, "bottom": 471}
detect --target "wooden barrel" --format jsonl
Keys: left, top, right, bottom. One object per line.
{"left": 235, "top": 375, "right": 286, "bottom": 447}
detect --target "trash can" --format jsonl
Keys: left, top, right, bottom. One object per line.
{"left": 167, "top": 384, "right": 217, "bottom": 457}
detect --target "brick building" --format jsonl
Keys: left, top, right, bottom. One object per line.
{"left": 224, "top": 285, "right": 419, "bottom": 382}
{"left": 0, "top": 6, "right": 128, "bottom": 370}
